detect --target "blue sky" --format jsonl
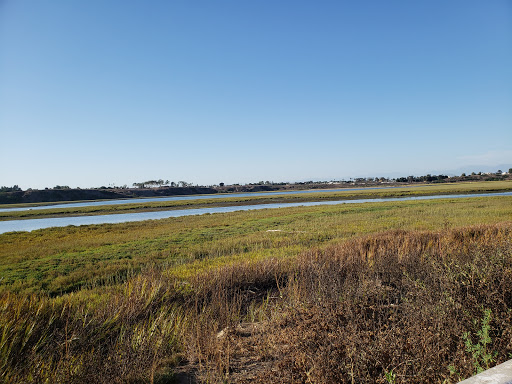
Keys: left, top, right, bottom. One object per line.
{"left": 1, "top": 0, "right": 511, "bottom": 189}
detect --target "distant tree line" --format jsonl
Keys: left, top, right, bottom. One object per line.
{"left": 229, "top": 169, "right": 511, "bottom": 187}
{"left": 395, "top": 174, "right": 449, "bottom": 183}
{"left": 132, "top": 180, "right": 193, "bottom": 188}
{"left": 243, "top": 181, "right": 287, "bottom": 186}
{"left": 394, "top": 170, "right": 511, "bottom": 183}
{"left": 0, "top": 185, "right": 22, "bottom": 192}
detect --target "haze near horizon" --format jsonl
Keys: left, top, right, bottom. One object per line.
{"left": 1, "top": 1, "right": 511, "bottom": 190}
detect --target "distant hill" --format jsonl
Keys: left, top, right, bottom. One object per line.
{"left": 0, "top": 186, "right": 219, "bottom": 205}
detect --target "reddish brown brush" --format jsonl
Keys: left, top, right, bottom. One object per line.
{"left": 188, "top": 223, "right": 512, "bottom": 383}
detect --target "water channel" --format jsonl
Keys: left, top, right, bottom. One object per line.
{"left": 1, "top": 191, "right": 511, "bottom": 234}
{"left": 0, "top": 186, "right": 412, "bottom": 213}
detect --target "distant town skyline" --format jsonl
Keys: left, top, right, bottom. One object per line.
{"left": 1, "top": 1, "right": 511, "bottom": 190}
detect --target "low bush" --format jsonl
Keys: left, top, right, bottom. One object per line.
{"left": 190, "top": 224, "right": 512, "bottom": 383}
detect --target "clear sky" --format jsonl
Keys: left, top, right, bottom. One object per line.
{"left": 1, "top": 0, "right": 511, "bottom": 189}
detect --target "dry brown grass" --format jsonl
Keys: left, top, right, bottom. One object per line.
{"left": 185, "top": 223, "right": 512, "bottom": 383}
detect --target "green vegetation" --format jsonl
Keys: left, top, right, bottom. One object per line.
{"left": 1, "top": 195, "right": 511, "bottom": 295}
{"left": 463, "top": 308, "right": 497, "bottom": 374}
{"left": 1, "top": 189, "right": 512, "bottom": 383}
{"left": 1, "top": 180, "right": 511, "bottom": 221}
{"left": 0, "top": 186, "right": 22, "bottom": 193}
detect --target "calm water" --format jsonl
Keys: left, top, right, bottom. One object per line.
{"left": 0, "top": 186, "right": 411, "bottom": 213}
{"left": 0, "top": 192, "right": 510, "bottom": 234}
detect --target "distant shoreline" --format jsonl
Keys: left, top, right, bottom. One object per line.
{"left": 0, "top": 183, "right": 388, "bottom": 206}
{"left": 1, "top": 173, "right": 510, "bottom": 206}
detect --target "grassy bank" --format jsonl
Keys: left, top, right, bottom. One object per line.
{"left": 1, "top": 194, "right": 512, "bottom": 382}
{"left": 1, "top": 180, "right": 511, "bottom": 221}
{"left": 1, "top": 195, "right": 511, "bottom": 295}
